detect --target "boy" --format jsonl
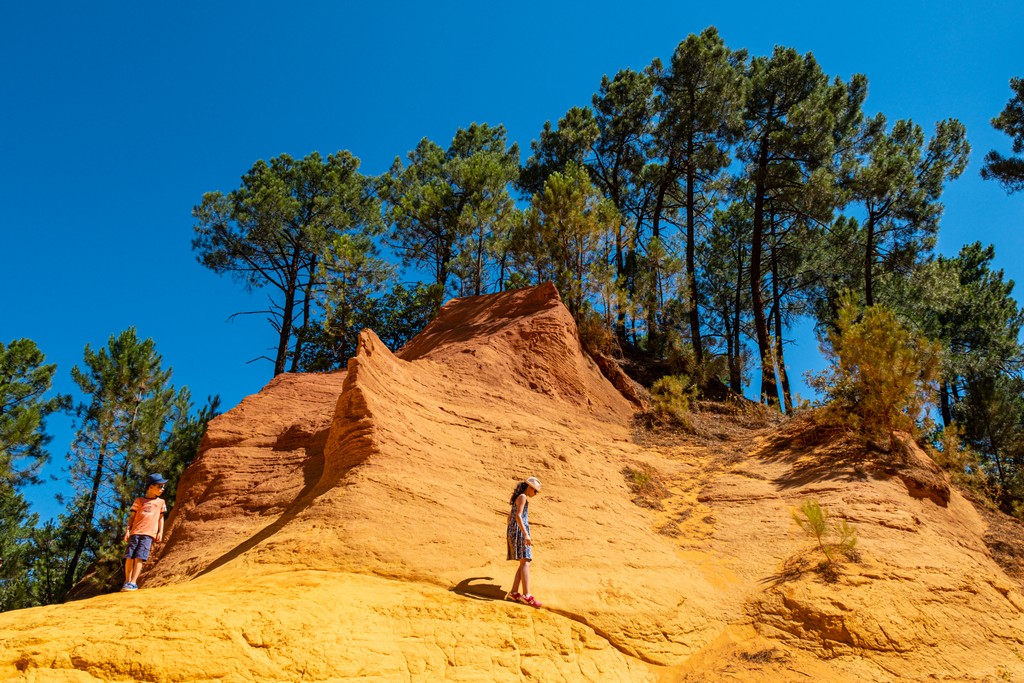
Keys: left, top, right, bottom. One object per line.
{"left": 121, "top": 473, "right": 168, "bottom": 592}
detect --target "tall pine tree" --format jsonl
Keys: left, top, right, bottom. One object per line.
{"left": 193, "top": 151, "right": 381, "bottom": 376}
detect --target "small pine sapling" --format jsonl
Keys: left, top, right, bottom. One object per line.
{"left": 792, "top": 499, "right": 858, "bottom": 566}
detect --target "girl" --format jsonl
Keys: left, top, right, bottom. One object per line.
{"left": 506, "top": 476, "right": 542, "bottom": 607}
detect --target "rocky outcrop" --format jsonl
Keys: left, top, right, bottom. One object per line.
{"left": 2, "top": 284, "right": 1024, "bottom": 682}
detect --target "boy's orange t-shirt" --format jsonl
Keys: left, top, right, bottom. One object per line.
{"left": 128, "top": 497, "right": 167, "bottom": 538}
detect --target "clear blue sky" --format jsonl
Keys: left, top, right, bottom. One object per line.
{"left": 2, "top": 1, "right": 1022, "bottom": 521}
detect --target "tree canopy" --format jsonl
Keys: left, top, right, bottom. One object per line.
{"left": 981, "top": 77, "right": 1024, "bottom": 194}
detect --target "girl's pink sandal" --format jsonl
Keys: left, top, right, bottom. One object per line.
{"left": 507, "top": 592, "right": 523, "bottom": 602}
{"left": 522, "top": 595, "right": 542, "bottom": 608}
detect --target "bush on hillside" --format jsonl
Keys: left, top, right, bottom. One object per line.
{"left": 650, "top": 374, "right": 698, "bottom": 428}
{"left": 926, "top": 424, "right": 996, "bottom": 504}
{"left": 577, "top": 307, "right": 618, "bottom": 357}
{"left": 809, "top": 294, "right": 940, "bottom": 449}
{"left": 663, "top": 333, "right": 730, "bottom": 392}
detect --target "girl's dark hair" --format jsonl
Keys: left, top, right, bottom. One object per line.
{"left": 509, "top": 481, "right": 529, "bottom": 506}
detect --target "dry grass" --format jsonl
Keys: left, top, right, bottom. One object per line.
{"left": 622, "top": 463, "right": 670, "bottom": 510}
{"left": 978, "top": 503, "right": 1024, "bottom": 588}
{"left": 631, "top": 398, "right": 784, "bottom": 450}
{"left": 739, "top": 647, "right": 787, "bottom": 664}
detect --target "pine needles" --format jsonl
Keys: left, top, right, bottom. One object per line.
{"left": 792, "top": 499, "right": 859, "bottom": 568}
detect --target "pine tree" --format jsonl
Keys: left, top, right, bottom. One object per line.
{"left": 299, "top": 232, "right": 395, "bottom": 370}
{"left": 850, "top": 117, "right": 969, "bottom": 305}
{"left": 62, "top": 329, "right": 198, "bottom": 595}
{"left": 650, "top": 27, "right": 746, "bottom": 361}
{"left": 521, "top": 163, "right": 620, "bottom": 318}
{"left": 193, "top": 151, "right": 381, "bottom": 375}
{"left": 590, "top": 69, "right": 656, "bottom": 342}
{"left": 740, "top": 47, "right": 866, "bottom": 407}
{"left": 701, "top": 201, "right": 753, "bottom": 393}
{"left": 0, "top": 338, "right": 67, "bottom": 611}
{"left": 0, "top": 339, "right": 68, "bottom": 486}
{"left": 810, "top": 294, "right": 940, "bottom": 447}
{"left": 381, "top": 123, "right": 519, "bottom": 299}
{"left": 954, "top": 373, "right": 1024, "bottom": 508}
{"left": 0, "top": 482, "right": 37, "bottom": 611}
{"left": 519, "top": 107, "right": 599, "bottom": 197}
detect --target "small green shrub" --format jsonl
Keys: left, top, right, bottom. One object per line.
{"left": 650, "top": 374, "right": 698, "bottom": 425}
{"left": 792, "top": 499, "right": 858, "bottom": 566}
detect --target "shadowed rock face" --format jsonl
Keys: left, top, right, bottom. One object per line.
{"left": 3, "top": 283, "right": 1024, "bottom": 682}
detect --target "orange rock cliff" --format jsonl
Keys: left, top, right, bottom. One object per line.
{"left": 3, "top": 283, "right": 1024, "bottom": 682}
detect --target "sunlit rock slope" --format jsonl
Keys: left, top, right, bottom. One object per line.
{"left": 3, "top": 283, "right": 1024, "bottom": 682}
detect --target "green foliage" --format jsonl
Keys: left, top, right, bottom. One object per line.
{"left": 519, "top": 163, "right": 620, "bottom": 317}
{"left": 366, "top": 283, "right": 444, "bottom": 353}
{"left": 0, "top": 482, "right": 37, "bottom": 611}
{"left": 0, "top": 338, "right": 71, "bottom": 612}
{"left": 792, "top": 499, "right": 858, "bottom": 565}
{"left": 982, "top": 77, "right": 1024, "bottom": 194}
{"left": 663, "top": 335, "right": 729, "bottom": 392}
{"left": 643, "top": 27, "right": 748, "bottom": 357}
{"left": 302, "top": 231, "right": 395, "bottom": 369}
{"left": 0, "top": 339, "right": 68, "bottom": 487}
{"left": 889, "top": 243, "right": 1024, "bottom": 426}
{"left": 849, "top": 116, "right": 969, "bottom": 305}
{"left": 810, "top": 294, "right": 940, "bottom": 446}
{"left": 519, "top": 107, "right": 599, "bottom": 198}
{"left": 927, "top": 424, "right": 994, "bottom": 502}
{"left": 193, "top": 151, "right": 381, "bottom": 375}
{"left": 953, "top": 374, "right": 1024, "bottom": 510}
{"left": 577, "top": 308, "right": 617, "bottom": 356}
{"left": 297, "top": 282, "right": 442, "bottom": 371}
{"left": 157, "top": 392, "right": 220, "bottom": 507}
{"left": 882, "top": 241, "right": 1024, "bottom": 513}
{"left": 701, "top": 201, "right": 753, "bottom": 393}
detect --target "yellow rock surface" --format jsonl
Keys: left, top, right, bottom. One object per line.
{"left": 3, "top": 283, "right": 1024, "bottom": 681}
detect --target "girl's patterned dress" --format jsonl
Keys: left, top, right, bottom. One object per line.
{"left": 506, "top": 498, "right": 531, "bottom": 561}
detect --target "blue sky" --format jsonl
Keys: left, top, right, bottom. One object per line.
{"left": 2, "top": 1, "right": 1022, "bottom": 520}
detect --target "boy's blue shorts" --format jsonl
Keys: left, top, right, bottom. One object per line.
{"left": 125, "top": 535, "right": 154, "bottom": 561}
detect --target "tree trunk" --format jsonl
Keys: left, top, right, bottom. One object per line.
{"left": 685, "top": 163, "right": 703, "bottom": 363}
{"left": 274, "top": 246, "right": 303, "bottom": 376}
{"left": 770, "top": 217, "right": 793, "bottom": 413}
{"left": 939, "top": 381, "right": 953, "bottom": 427}
{"left": 614, "top": 223, "right": 627, "bottom": 339}
{"left": 64, "top": 442, "right": 107, "bottom": 596}
{"left": 864, "top": 214, "right": 875, "bottom": 307}
{"left": 731, "top": 234, "right": 745, "bottom": 394}
{"left": 750, "top": 143, "right": 779, "bottom": 407}
{"left": 290, "top": 260, "right": 316, "bottom": 373}
{"left": 647, "top": 188, "right": 667, "bottom": 353}
{"left": 989, "top": 434, "right": 1006, "bottom": 493}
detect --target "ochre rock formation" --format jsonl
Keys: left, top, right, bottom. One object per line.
{"left": 3, "top": 283, "right": 1024, "bottom": 681}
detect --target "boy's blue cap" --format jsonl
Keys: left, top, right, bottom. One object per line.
{"left": 147, "top": 473, "right": 168, "bottom": 485}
